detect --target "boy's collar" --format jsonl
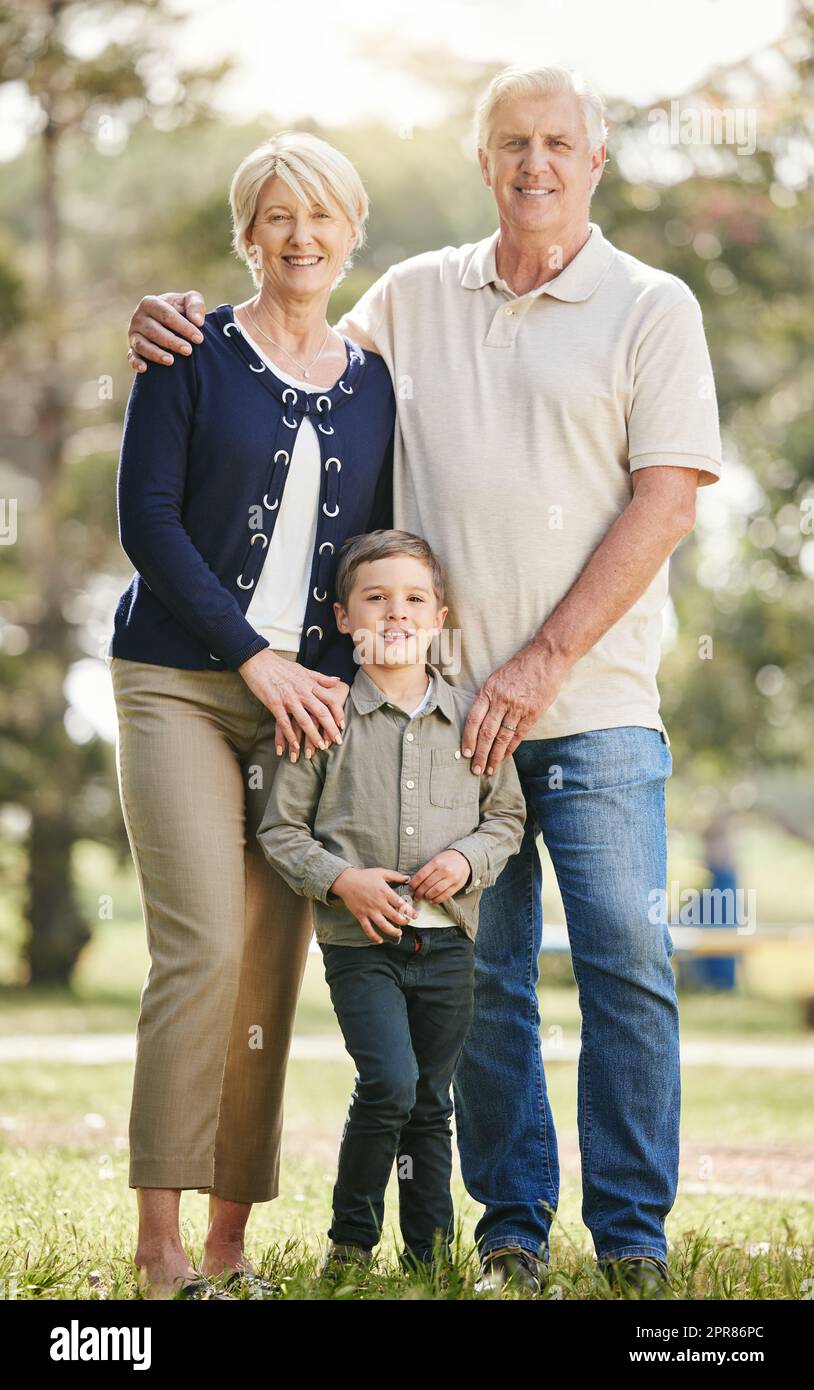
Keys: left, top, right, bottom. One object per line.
{"left": 349, "top": 660, "right": 456, "bottom": 722}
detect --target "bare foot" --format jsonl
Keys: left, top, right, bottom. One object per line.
{"left": 136, "top": 1246, "right": 199, "bottom": 1300}
{"left": 202, "top": 1244, "right": 257, "bottom": 1280}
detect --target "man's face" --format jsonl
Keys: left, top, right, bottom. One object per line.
{"left": 478, "top": 89, "right": 605, "bottom": 239}
{"left": 335, "top": 554, "right": 448, "bottom": 669}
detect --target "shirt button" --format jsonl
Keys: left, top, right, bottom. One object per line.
{"left": 505, "top": 306, "right": 516, "bottom": 315}
{"left": 474, "top": 878, "right": 482, "bottom": 887}
{"left": 405, "top": 732, "right": 414, "bottom": 742}
{"left": 454, "top": 750, "right": 461, "bottom": 759}
{"left": 405, "top": 826, "right": 415, "bottom": 835}
{"left": 405, "top": 780, "right": 415, "bottom": 789}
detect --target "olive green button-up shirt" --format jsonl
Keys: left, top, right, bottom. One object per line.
{"left": 257, "top": 661, "right": 527, "bottom": 947}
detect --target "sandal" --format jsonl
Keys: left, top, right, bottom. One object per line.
{"left": 222, "top": 1270, "right": 278, "bottom": 1297}
{"left": 173, "top": 1276, "right": 234, "bottom": 1301}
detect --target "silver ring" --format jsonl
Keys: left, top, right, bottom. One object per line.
{"left": 500, "top": 721, "right": 517, "bottom": 731}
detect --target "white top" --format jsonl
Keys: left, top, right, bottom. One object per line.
{"left": 407, "top": 672, "right": 433, "bottom": 718}
{"left": 237, "top": 322, "right": 322, "bottom": 652}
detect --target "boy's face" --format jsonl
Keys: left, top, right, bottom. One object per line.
{"left": 334, "top": 554, "right": 448, "bottom": 668}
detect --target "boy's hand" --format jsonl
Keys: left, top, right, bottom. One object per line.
{"left": 330, "top": 867, "right": 419, "bottom": 944}
{"left": 409, "top": 850, "right": 471, "bottom": 904}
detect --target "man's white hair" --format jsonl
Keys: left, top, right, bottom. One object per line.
{"left": 474, "top": 64, "right": 608, "bottom": 153}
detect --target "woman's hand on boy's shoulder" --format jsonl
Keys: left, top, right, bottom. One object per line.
{"left": 300, "top": 680, "right": 350, "bottom": 761}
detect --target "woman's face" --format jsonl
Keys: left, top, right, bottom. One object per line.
{"left": 248, "top": 173, "right": 357, "bottom": 301}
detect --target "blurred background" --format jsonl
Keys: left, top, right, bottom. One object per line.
{"left": 0, "top": 0, "right": 812, "bottom": 1296}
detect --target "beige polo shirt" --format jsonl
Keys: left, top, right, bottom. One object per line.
{"left": 256, "top": 660, "right": 527, "bottom": 947}
{"left": 334, "top": 222, "right": 722, "bottom": 740}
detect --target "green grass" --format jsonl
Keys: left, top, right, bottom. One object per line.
{"left": 2, "top": 835, "right": 813, "bottom": 1300}
{"left": 0, "top": 1051, "right": 812, "bottom": 1300}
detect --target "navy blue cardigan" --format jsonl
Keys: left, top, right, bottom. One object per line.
{"left": 111, "top": 305, "right": 395, "bottom": 684}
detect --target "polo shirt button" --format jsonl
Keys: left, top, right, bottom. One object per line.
{"left": 405, "top": 732, "right": 414, "bottom": 742}
{"left": 505, "top": 307, "right": 516, "bottom": 315}
{"left": 454, "top": 750, "right": 461, "bottom": 759}
{"left": 405, "top": 826, "right": 415, "bottom": 835}
{"left": 474, "top": 878, "right": 482, "bottom": 887}
{"left": 405, "top": 780, "right": 415, "bottom": 789}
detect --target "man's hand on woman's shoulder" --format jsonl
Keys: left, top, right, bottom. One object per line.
{"left": 127, "top": 290, "right": 208, "bottom": 372}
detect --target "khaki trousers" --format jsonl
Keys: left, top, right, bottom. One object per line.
{"left": 109, "top": 653, "right": 314, "bottom": 1203}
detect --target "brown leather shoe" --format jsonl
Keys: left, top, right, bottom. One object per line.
{"left": 319, "top": 1241, "right": 374, "bottom": 1280}
{"left": 475, "top": 1245, "right": 547, "bottom": 1295}
{"left": 604, "top": 1256, "right": 670, "bottom": 1296}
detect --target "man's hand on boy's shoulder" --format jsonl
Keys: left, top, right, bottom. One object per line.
{"left": 409, "top": 849, "right": 471, "bottom": 904}
{"left": 127, "top": 291, "right": 207, "bottom": 372}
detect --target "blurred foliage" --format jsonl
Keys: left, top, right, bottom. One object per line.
{"left": 0, "top": 0, "right": 813, "bottom": 982}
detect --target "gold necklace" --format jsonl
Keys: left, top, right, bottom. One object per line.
{"left": 244, "top": 304, "right": 332, "bottom": 379}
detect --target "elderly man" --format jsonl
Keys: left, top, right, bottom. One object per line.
{"left": 126, "top": 64, "right": 722, "bottom": 1295}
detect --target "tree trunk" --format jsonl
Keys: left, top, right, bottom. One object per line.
{"left": 25, "top": 807, "right": 90, "bottom": 985}
{"left": 24, "top": 45, "right": 86, "bottom": 985}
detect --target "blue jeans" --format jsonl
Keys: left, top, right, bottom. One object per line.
{"left": 452, "top": 726, "right": 678, "bottom": 1267}
{"left": 320, "top": 925, "right": 475, "bottom": 1264}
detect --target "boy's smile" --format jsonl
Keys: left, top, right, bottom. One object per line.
{"left": 334, "top": 553, "right": 448, "bottom": 704}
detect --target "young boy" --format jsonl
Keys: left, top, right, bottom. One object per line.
{"left": 257, "top": 529, "right": 526, "bottom": 1275}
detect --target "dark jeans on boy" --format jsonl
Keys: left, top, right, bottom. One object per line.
{"left": 320, "top": 924, "right": 475, "bottom": 1265}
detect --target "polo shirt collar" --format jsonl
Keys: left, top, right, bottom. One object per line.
{"left": 350, "top": 661, "right": 455, "bottom": 722}
{"left": 460, "top": 221, "right": 614, "bottom": 303}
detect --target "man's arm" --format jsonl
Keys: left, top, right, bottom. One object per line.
{"left": 332, "top": 261, "right": 396, "bottom": 355}
{"left": 128, "top": 292, "right": 207, "bottom": 371}
{"left": 127, "top": 264, "right": 394, "bottom": 370}
{"left": 462, "top": 465, "right": 699, "bottom": 773}
{"left": 463, "top": 289, "right": 722, "bottom": 774}
{"left": 534, "top": 463, "right": 698, "bottom": 668}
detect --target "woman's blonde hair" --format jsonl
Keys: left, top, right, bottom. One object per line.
{"left": 229, "top": 131, "right": 369, "bottom": 288}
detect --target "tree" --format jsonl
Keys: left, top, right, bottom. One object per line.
{"left": 0, "top": 0, "right": 230, "bottom": 982}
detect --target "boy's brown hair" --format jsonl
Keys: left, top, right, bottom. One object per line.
{"left": 334, "top": 529, "right": 446, "bottom": 610}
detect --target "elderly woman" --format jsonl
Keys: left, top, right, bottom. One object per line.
{"left": 109, "top": 132, "right": 395, "bottom": 1298}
